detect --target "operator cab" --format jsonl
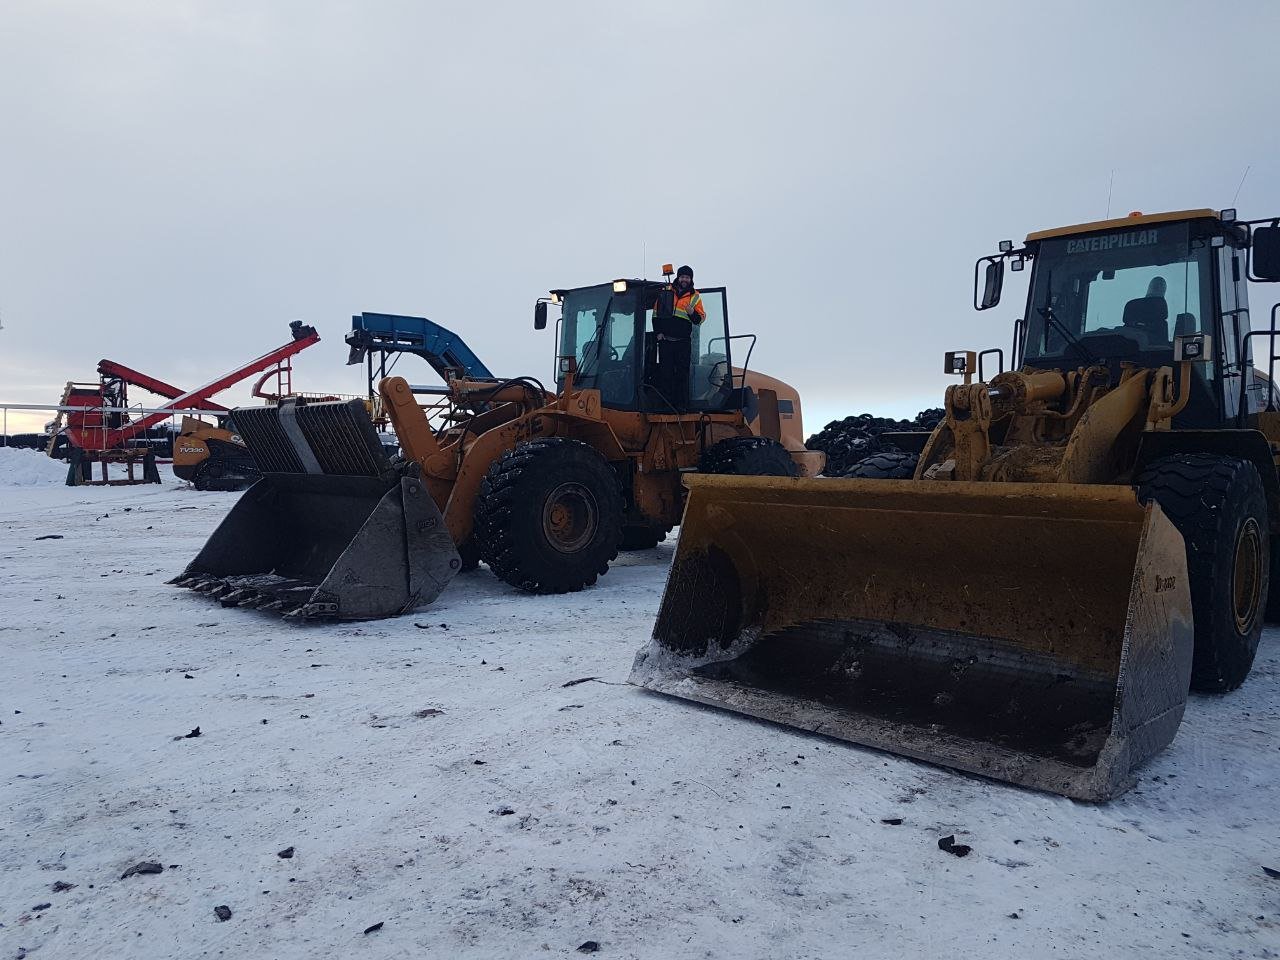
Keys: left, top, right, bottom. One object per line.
{"left": 976, "top": 209, "right": 1280, "bottom": 429}
{"left": 538, "top": 278, "right": 741, "bottom": 414}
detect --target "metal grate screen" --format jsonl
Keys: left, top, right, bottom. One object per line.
{"left": 233, "top": 400, "right": 390, "bottom": 476}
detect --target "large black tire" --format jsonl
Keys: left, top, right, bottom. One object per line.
{"left": 473, "top": 438, "right": 624, "bottom": 594}
{"left": 619, "top": 523, "right": 670, "bottom": 551}
{"left": 843, "top": 451, "right": 919, "bottom": 479}
{"left": 1136, "top": 453, "right": 1269, "bottom": 692}
{"left": 700, "top": 436, "right": 799, "bottom": 477}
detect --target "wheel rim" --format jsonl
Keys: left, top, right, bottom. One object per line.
{"left": 1232, "top": 517, "right": 1263, "bottom": 634}
{"left": 542, "top": 481, "right": 598, "bottom": 553}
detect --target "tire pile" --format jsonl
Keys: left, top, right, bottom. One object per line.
{"left": 805, "top": 408, "right": 944, "bottom": 477}
{"left": 1, "top": 433, "right": 51, "bottom": 451}
{"left": 3, "top": 427, "right": 176, "bottom": 459}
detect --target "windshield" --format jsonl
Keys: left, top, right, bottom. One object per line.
{"left": 557, "top": 284, "right": 639, "bottom": 406}
{"left": 1023, "top": 222, "right": 1213, "bottom": 364}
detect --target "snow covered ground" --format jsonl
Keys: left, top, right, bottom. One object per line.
{"left": 0, "top": 447, "right": 68, "bottom": 487}
{"left": 1, "top": 455, "right": 1277, "bottom": 959}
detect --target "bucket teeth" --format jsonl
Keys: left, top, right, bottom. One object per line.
{"left": 287, "top": 601, "right": 338, "bottom": 620}
{"left": 219, "top": 589, "right": 253, "bottom": 606}
{"left": 193, "top": 579, "right": 222, "bottom": 593}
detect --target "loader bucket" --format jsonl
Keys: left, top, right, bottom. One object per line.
{"left": 171, "top": 399, "right": 460, "bottom": 619}
{"left": 630, "top": 475, "right": 1194, "bottom": 801}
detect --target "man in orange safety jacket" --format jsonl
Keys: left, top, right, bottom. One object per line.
{"left": 671, "top": 264, "right": 706, "bottom": 325}
{"left": 651, "top": 264, "right": 705, "bottom": 408}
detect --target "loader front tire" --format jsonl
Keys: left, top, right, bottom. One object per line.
{"left": 700, "top": 437, "right": 798, "bottom": 477}
{"left": 1137, "top": 453, "right": 1268, "bottom": 692}
{"left": 844, "top": 451, "right": 919, "bottom": 479}
{"left": 474, "top": 438, "right": 623, "bottom": 594}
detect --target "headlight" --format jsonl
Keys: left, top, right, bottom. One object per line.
{"left": 612, "top": 280, "right": 628, "bottom": 293}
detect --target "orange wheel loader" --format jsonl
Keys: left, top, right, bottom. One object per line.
{"left": 171, "top": 270, "right": 821, "bottom": 618}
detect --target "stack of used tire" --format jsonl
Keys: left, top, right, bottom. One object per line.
{"left": 1, "top": 433, "right": 50, "bottom": 451}
{"left": 805, "top": 408, "right": 945, "bottom": 479}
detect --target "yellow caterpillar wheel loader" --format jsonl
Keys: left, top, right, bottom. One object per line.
{"left": 172, "top": 270, "right": 820, "bottom": 617}
{"left": 632, "top": 208, "right": 1280, "bottom": 800}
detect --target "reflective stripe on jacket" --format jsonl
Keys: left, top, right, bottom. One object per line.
{"left": 674, "top": 290, "right": 705, "bottom": 324}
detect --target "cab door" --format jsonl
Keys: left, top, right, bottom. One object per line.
{"left": 688, "top": 287, "right": 735, "bottom": 412}
{"left": 1218, "top": 244, "right": 1250, "bottom": 421}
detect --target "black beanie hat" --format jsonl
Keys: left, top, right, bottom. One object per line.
{"left": 677, "top": 264, "right": 694, "bottom": 280}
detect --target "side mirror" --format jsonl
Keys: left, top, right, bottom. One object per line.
{"left": 534, "top": 301, "right": 548, "bottom": 330}
{"left": 1253, "top": 225, "right": 1280, "bottom": 281}
{"left": 976, "top": 258, "right": 1004, "bottom": 310}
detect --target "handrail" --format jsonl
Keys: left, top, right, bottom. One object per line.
{"left": 0, "top": 403, "right": 227, "bottom": 415}
{"left": 726, "top": 333, "right": 757, "bottom": 391}
{"left": 1240, "top": 303, "right": 1280, "bottom": 414}
{"left": 0, "top": 403, "right": 261, "bottom": 448}
{"left": 978, "top": 348, "right": 1005, "bottom": 382}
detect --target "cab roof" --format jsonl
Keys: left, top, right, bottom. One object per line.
{"left": 550, "top": 278, "right": 668, "bottom": 296}
{"left": 1025, "top": 208, "right": 1219, "bottom": 243}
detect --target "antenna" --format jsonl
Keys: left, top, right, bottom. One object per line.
{"left": 1106, "top": 169, "right": 1115, "bottom": 218}
{"left": 643, "top": 241, "right": 647, "bottom": 280}
{"left": 1232, "top": 164, "right": 1251, "bottom": 206}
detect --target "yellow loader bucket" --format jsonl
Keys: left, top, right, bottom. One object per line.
{"left": 630, "top": 475, "right": 1195, "bottom": 801}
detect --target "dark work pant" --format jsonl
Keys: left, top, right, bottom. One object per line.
{"left": 657, "top": 336, "right": 691, "bottom": 408}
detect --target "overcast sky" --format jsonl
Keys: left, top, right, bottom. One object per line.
{"left": 2, "top": 0, "right": 1278, "bottom": 436}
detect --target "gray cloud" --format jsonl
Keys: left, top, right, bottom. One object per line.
{"left": 2, "top": 0, "right": 1277, "bottom": 434}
